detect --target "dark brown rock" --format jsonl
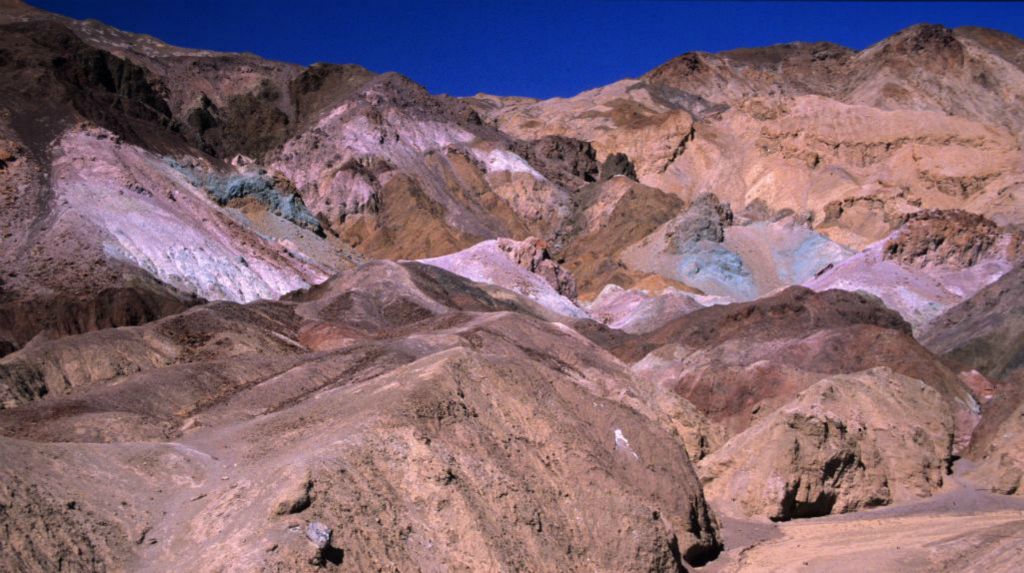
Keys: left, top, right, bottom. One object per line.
{"left": 496, "top": 236, "right": 578, "bottom": 300}
{"left": 922, "top": 264, "right": 1024, "bottom": 380}
{"left": 884, "top": 210, "right": 1020, "bottom": 269}
{"left": 510, "top": 135, "right": 599, "bottom": 189}
{"left": 599, "top": 152, "right": 637, "bottom": 181}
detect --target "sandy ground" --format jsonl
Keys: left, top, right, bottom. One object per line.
{"left": 700, "top": 460, "right": 1024, "bottom": 572}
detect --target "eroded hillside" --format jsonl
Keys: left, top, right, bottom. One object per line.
{"left": 2, "top": 0, "right": 1024, "bottom": 570}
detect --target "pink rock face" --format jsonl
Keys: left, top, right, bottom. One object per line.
{"left": 959, "top": 370, "right": 997, "bottom": 403}
{"left": 804, "top": 210, "right": 1022, "bottom": 333}
{"left": 418, "top": 239, "right": 585, "bottom": 319}
{"left": 586, "top": 285, "right": 704, "bottom": 334}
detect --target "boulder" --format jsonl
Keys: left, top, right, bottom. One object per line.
{"left": 305, "top": 522, "right": 332, "bottom": 550}
{"left": 666, "top": 193, "right": 734, "bottom": 250}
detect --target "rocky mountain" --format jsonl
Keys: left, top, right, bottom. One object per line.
{"left": 3, "top": 0, "right": 1024, "bottom": 570}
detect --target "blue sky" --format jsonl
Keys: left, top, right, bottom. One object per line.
{"left": 31, "top": 1, "right": 1024, "bottom": 98}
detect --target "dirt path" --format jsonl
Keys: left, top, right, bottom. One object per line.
{"left": 699, "top": 461, "right": 1024, "bottom": 572}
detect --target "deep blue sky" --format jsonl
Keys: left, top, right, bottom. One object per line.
{"left": 29, "top": 1, "right": 1024, "bottom": 98}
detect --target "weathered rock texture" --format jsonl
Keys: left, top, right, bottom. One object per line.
{"left": 3, "top": 0, "right": 1024, "bottom": 350}
{"left": 884, "top": 210, "right": 1021, "bottom": 269}
{"left": 2, "top": 1, "right": 1024, "bottom": 569}
{"left": 622, "top": 287, "right": 977, "bottom": 453}
{"left": 699, "top": 368, "right": 954, "bottom": 521}
{"left": 967, "top": 375, "right": 1024, "bottom": 496}
{"left": 0, "top": 261, "right": 721, "bottom": 571}
{"left": 922, "top": 264, "right": 1024, "bottom": 380}
{"left": 419, "top": 238, "right": 583, "bottom": 318}
{"left": 495, "top": 236, "right": 577, "bottom": 300}
{"left": 962, "top": 339, "right": 1024, "bottom": 500}
{"left": 806, "top": 210, "right": 1022, "bottom": 333}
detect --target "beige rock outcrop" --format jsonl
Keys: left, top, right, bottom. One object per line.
{"left": 967, "top": 374, "right": 1024, "bottom": 496}
{"left": 4, "top": 5, "right": 1024, "bottom": 570}
{"left": 969, "top": 398, "right": 1024, "bottom": 496}
{"left": 698, "top": 368, "right": 954, "bottom": 521}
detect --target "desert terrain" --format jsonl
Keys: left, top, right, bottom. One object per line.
{"left": 1, "top": 0, "right": 1023, "bottom": 570}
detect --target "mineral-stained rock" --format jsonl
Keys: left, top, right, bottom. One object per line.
{"left": 304, "top": 521, "right": 334, "bottom": 565}
{"left": 0, "top": 261, "right": 721, "bottom": 571}
{"left": 959, "top": 370, "right": 997, "bottom": 403}
{"left": 558, "top": 177, "right": 685, "bottom": 298}
{"left": 666, "top": 193, "right": 734, "bottom": 249}
{"left": 0, "top": 298, "right": 307, "bottom": 408}
{"left": 624, "top": 203, "right": 850, "bottom": 302}
{"left": 623, "top": 286, "right": 978, "bottom": 454}
{"left": 966, "top": 371, "right": 1024, "bottom": 495}
{"left": 585, "top": 283, "right": 704, "bottom": 334}
{"left": 698, "top": 368, "right": 955, "bottom": 521}
{"left": 419, "top": 238, "right": 584, "bottom": 318}
{"left": 4, "top": 2, "right": 1024, "bottom": 569}
{"left": 805, "top": 213, "right": 1021, "bottom": 333}
{"left": 616, "top": 286, "right": 912, "bottom": 363}
{"left": 509, "top": 135, "right": 599, "bottom": 189}
{"left": 305, "top": 521, "right": 331, "bottom": 549}
{"left": 969, "top": 401, "right": 1024, "bottom": 495}
{"left": 496, "top": 236, "right": 578, "bottom": 300}
{"left": 921, "top": 264, "right": 1024, "bottom": 380}
{"left": 884, "top": 209, "right": 1021, "bottom": 269}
